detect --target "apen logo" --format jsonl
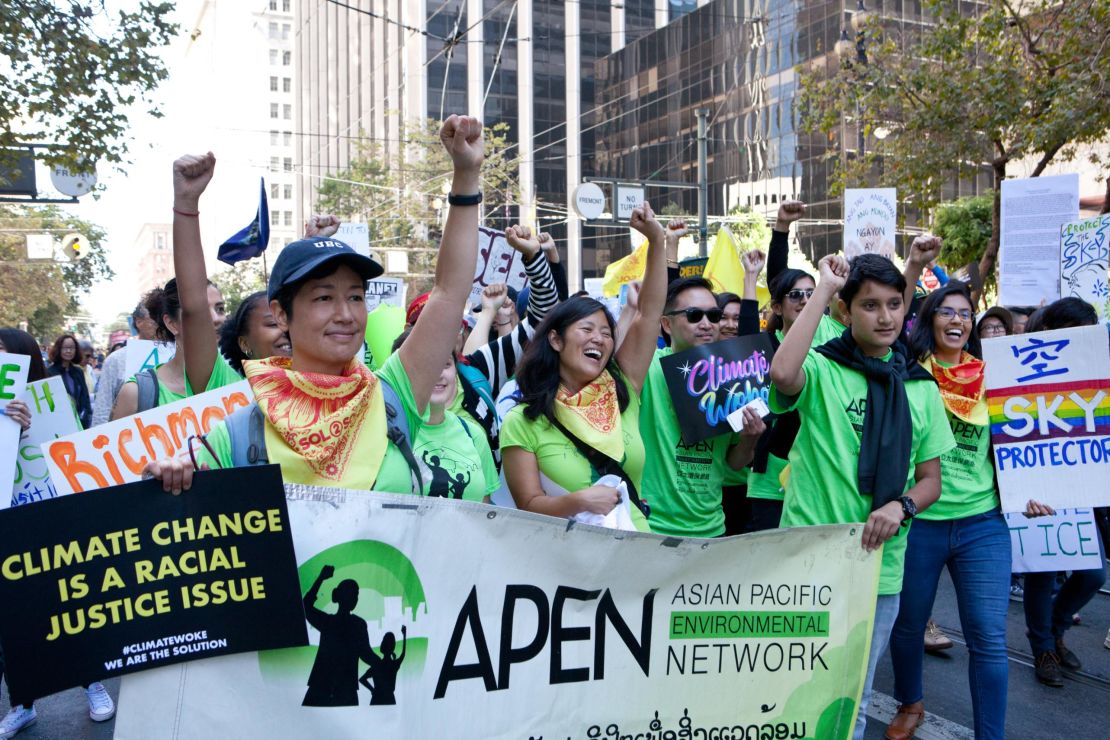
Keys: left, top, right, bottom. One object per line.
{"left": 258, "top": 540, "right": 427, "bottom": 707}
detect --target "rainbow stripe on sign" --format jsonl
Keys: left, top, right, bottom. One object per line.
{"left": 987, "top": 379, "right": 1110, "bottom": 443}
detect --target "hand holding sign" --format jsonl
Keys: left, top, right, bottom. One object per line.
{"left": 172, "top": 152, "right": 216, "bottom": 210}
{"left": 5, "top": 399, "right": 30, "bottom": 430}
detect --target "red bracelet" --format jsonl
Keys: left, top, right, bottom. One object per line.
{"left": 173, "top": 207, "right": 200, "bottom": 217}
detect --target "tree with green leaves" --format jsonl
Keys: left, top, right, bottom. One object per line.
{"left": 0, "top": 1, "right": 178, "bottom": 174}
{"left": 799, "top": 0, "right": 1110, "bottom": 284}
{"left": 931, "top": 192, "right": 995, "bottom": 287}
{"left": 211, "top": 261, "right": 267, "bottom": 318}
{"left": 0, "top": 204, "right": 114, "bottom": 339}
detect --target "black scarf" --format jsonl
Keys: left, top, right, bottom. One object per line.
{"left": 815, "top": 328, "right": 934, "bottom": 511}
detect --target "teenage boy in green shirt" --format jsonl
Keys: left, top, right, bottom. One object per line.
{"left": 639, "top": 277, "right": 765, "bottom": 538}
{"left": 769, "top": 253, "right": 954, "bottom": 740}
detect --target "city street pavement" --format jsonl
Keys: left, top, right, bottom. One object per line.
{"left": 1, "top": 574, "right": 1106, "bottom": 738}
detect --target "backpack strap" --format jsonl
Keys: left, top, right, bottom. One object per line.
{"left": 456, "top": 415, "right": 474, "bottom": 439}
{"left": 378, "top": 379, "right": 423, "bottom": 495}
{"left": 225, "top": 402, "right": 268, "bottom": 467}
{"left": 135, "top": 368, "right": 160, "bottom": 412}
{"left": 456, "top": 362, "right": 496, "bottom": 433}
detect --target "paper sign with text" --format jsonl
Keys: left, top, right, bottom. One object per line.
{"left": 0, "top": 465, "right": 306, "bottom": 699}
{"left": 43, "top": 381, "right": 252, "bottom": 494}
{"left": 1060, "top": 214, "right": 1110, "bottom": 320}
{"left": 843, "top": 188, "right": 896, "bottom": 260}
{"left": 660, "top": 335, "right": 775, "bottom": 444}
{"left": 124, "top": 340, "right": 177, "bottom": 379}
{"left": 365, "top": 277, "right": 406, "bottom": 311}
{"left": 1005, "top": 508, "right": 1103, "bottom": 573}
{"left": 470, "top": 227, "right": 528, "bottom": 309}
{"left": 337, "top": 222, "right": 371, "bottom": 258}
{"left": 1000, "top": 174, "right": 1079, "bottom": 306}
{"left": 0, "top": 353, "right": 32, "bottom": 508}
{"left": 10, "top": 377, "right": 81, "bottom": 509}
{"left": 115, "top": 488, "right": 877, "bottom": 739}
{"left": 984, "top": 325, "right": 1110, "bottom": 512}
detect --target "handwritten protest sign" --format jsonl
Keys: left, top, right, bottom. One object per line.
{"left": 1060, "top": 214, "right": 1110, "bottom": 319}
{"left": 337, "top": 222, "right": 371, "bottom": 258}
{"left": 124, "top": 340, "right": 176, "bottom": 379}
{"left": 116, "top": 489, "right": 877, "bottom": 739}
{"left": 0, "top": 465, "right": 306, "bottom": 699}
{"left": 10, "top": 377, "right": 81, "bottom": 508}
{"left": 843, "top": 188, "right": 896, "bottom": 260}
{"left": 1006, "top": 508, "right": 1103, "bottom": 573}
{"left": 0, "top": 353, "right": 31, "bottom": 507}
{"left": 43, "top": 381, "right": 252, "bottom": 494}
{"left": 365, "top": 277, "right": 406, "bottom": 311}
{"left": 660, "top": 335, "right": 775, "bottom": 444}
{"left": 470, "top": 227, "right": 528, "bottom": 309}
{"left": 999, "top": 174, "right": 1079, "bottom": 306}
{"left": 983, "top": 325, "right": 1110, "bottom": 512}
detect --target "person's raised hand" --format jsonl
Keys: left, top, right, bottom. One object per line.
{"left": 575, "top": 484, "right": 621, "bottom": 515}
{"left": 538, "top": 232, "right": 559, "bottom": 263}
{"left": 440, "top": 115, "right": 484, "bottom": 172}
{"left": 861, "top": 501, "right": 903, "bottom": 551}
{"left": 172, "top": 152, "right": 216, "bottom": 210}
{"left": 505, "top": 224, "right": 541, "bottom": 259}
{"left": 1023, "top": 499, "right": 1056, "bottom": 518}
{"left": 141, "top": 456, "right": 195, "bottom": 496}
{"left": 776, "top": 200, "right": 806, "bottom": 230}
{"left": 305, "top": 214, "right": 341, "bottom": 238}
{"left": 630, "top": 202, "right": 665, "bottom": 243}
{"left": 908, "top": 234, "right": 943, "bottom": 268}
{"left": 818, "top": 254, "right": 850, "bottom": 292}
{"left": 480, "top": 283, "right": 509, "bottom": 313}
{"left": 743, "top": 249, "right": 766, "bottom": 276}
{"left": 321, "top": 564, "right": 336, "bottom": 579}
{"left": 665, "top": 219, "right": 688, "bottom": 245}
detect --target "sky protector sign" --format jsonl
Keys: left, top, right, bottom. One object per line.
{"left": 115, "top": 487, "right": 879, "bottom": 739}
{"left": 983, "top": 325, "right": 1110, "bottom": 512}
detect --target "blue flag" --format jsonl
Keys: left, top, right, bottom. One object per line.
{"left": 218, "top": 178, "right": 270, "bottom": 265}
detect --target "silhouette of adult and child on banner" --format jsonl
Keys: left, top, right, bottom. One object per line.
{"left": 301, "top": 565, "right": 408, "bottom": 707}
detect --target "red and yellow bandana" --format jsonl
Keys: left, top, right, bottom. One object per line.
{"left": 243, "top": 357, "right": 387, "bottom": 486}
{"left": 924, "top": 353, "right": 988, "bottom": 426}
{"left": 554, "top": 370, "right": 624, "bottom": 461}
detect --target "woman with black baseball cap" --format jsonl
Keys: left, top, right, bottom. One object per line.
{"left": 144, "top": 115, "right": 485, "bottom": 495}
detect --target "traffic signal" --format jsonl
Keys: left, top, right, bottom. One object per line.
{"left": 62, "top": 233, "right": 86, "bottom": 261}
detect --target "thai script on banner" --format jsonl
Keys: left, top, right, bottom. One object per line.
{"left": 10, "top": 377, "right": 81, "bottom": 508}
{"left": 42, "top": 381, "right": 252, "bottom": 495}
{"left": 115, "top": 490, "right": 879, "bottom": 739}
{"left": 984, "top": 325, "right": 1110, "bottom": 512}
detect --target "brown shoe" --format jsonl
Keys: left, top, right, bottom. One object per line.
{"left": 1035, "top": 650, "right": 1064, "bottom": 687}
{"left": 923, "top": 620, "right": 953, "bottom": 653}
{"left": 885, "top": 701, "right": 924, "bottom": 740}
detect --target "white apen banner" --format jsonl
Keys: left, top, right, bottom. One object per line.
{"left": 115, "top": 488, "right": 879, "bottom": 739}
{"left": 41, "top": 381, "right": 252, "bottom": 494}
{"left": 9, "top": 377, "right": 81, "bottom": 508}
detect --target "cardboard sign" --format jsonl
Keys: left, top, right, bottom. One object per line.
{"left": 1006, "top": 508, "right": 1103, "bottom": 573}
{"left": 843, "top": 188, "right": 896, "bottom": 260}
{"left": 42, "top": 381, "right": 252, "bottom": 495}
{"left": 10, "top": 377, "right": 81, "bottom": 508}
{"left": 124, "top": 340, "right": 177, "bottom": 379}
{"left": 1060, "top": 214, "right": 1110, "bottom": 320}
{"left": 983, "top": 325, "right": 1110, "bottom": 512}
{"left": 999, "top": 174, "right": 1079, "bottom": 306}
{"left": 0, "top": 353, "right": 32, "bottom": 508}
{"left": 0, "top": 465, "right": 306, "bottom": 699}
{"left": 470, "top": 227, "right": 529, "bottom": 309}
{"left": 660, "top": 334, "right": 775, "bottom": 444}
{"left": 366, "top": 277, "right": 406, "bottom": 311}
{"left": 337, "top": 222, "right": 371, "bottom": 258}
{"left": 115, "top": 488, "right": 878, "bottom": 739}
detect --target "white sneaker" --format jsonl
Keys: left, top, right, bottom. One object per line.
{"left": 1104, "top": 627, "right": 1110, "bottom": 650}
{"left": 85, "top": 682, "right": 116, "bottom": 722}
{"left": 0, "top": 706, "right": 37, "bottom": 740}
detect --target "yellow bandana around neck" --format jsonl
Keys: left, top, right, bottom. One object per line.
{"left": 923, "top": 353, "right": 989, "bottom": 426}
{"left": 242, "top": 357, "right": 387, "bottom": 486}
{"left": 554, "top": 371, "right": 624, "bottom": 462}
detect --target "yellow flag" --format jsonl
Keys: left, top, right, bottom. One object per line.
{"left": 602, "top": 240, "right": 649, "bottom": 297}
{"left": 703, "top": 226, "right": 770, "bottom": 305}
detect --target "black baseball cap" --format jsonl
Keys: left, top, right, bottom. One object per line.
{"left": 267, "top": 237, "right": 383, "bottom": 299}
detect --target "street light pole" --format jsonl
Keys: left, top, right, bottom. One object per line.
{"left": 696, "top": 108, "right": 709, "bottom": 256}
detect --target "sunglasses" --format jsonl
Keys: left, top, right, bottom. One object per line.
{"left": 936, "top": 307, "right": 973, "bottom": 322}
{"left": 785, "top": 288, "right": 815, "bottom": 303}
{"left": 666, "top": 307, "right": 723, "bottom": 324}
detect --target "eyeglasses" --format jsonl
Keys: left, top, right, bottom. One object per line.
{"left": 936, "top": 307, "right": 973, "bottom": 322}
{"left": 666, "top": 307, "right": 723, "bottom": 324}
{"left": 785, "top": 288, "right": 815, "bottom": 303}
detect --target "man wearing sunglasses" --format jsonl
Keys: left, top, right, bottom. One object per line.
{"left": 638, "top": 277, "right": 765, "bottom": 539}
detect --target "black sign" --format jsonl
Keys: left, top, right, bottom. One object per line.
{"left": 0, "top": 465, "right": 307, "bottom": 699}
{"left": 660, "top": 334, "right": 775, "bottom": 444}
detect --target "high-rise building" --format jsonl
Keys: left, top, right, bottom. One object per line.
{"left": 134, "top": 224, "right": 174, "bottom": 294}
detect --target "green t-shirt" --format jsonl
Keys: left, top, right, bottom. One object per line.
{"left": 499, "top": 391, "right": 650, "bottom": 532}
{"left": 638, "top": 348, "right": 739, "bottom": 538}
{"left": 198, "top": 352, "right": 426, "bottom": 494}
{"left": 126, "top": 354, "right": 244, "bottom": 407}
{"left": 771, "top": 350, "right": 954, "bottom": 595}
{"left": 722, "top": 467, "right": 748, "bottom": 487}
{"left": 416, "top": 412, "right": 497, "bottom": 502}
{"left": 777, "top": 314, "right": 846, "bottom": 347}
{"left": 747, "top": 453, "right": 788, "bottom": 501}
{"left": 921, "top": 409, "right": 997, "bottom": 521}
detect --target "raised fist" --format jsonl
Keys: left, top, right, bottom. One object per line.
{"left": 172, "top": 152, "right": 216, "bottom": 206}
{"left": 305, "top": 214, "right": 341, "bottom": 238}
{"left": 776, "top": 200, "right": 806, "bottom": 227}
{"left": 818, "top": 254, "right": 850, "bottom": 291}
{"left": 629, "top": 202, "right": 665, "bottom": 243}
{"left": 743, "top": 249, "right": 766, "bottom": 275}
{"left": 440, "top": 115, "right": 484, "bottom": 172}
{"left": 505, "top": 225, "right": 541, "bottom": 259}
{"left": 908, "top": 234, "right": 943, "bottom": 268}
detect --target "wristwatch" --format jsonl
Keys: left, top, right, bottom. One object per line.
{"left": 898, "top": 495, "right": 917, "bottom": 524}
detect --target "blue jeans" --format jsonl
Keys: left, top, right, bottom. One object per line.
{"left": 1023, "top": 528, "right": 1107, "bottom": 655}
{"left": 889, "top": 510, "right": 1010, "bottom": 740}
{"left": 855, "top": 593, "right": 900, "bottom": 740}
